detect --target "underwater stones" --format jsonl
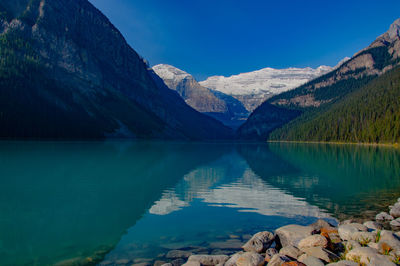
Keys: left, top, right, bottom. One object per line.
{"left": 187, "top": 255, "right": 229, "bottom": 266}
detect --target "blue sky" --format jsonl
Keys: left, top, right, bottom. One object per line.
{"left": 89, "top": 0, "right": 400, "bottom": 80}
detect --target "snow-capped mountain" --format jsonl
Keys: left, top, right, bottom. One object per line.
{"left": 153, "top": 64, "right": 249, "bottom": 128}
{"left": 200, "top": 65, "right": 338, "bottom": 111}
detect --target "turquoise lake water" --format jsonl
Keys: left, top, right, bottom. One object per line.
{"left": 0, "top": 141, "right": 400, "bottom": 265}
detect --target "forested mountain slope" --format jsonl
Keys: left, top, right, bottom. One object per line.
{"left": 0, "top": 0, "right": 232, "bottom": 140}
{"left": 238, "top": 18, "right": 400, "bottom": 141}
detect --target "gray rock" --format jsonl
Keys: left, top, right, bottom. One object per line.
{"left": 363, "top": 221, "right": 383, "bottom": 231}
{"left": 310, "top": 219, "right": 334, "bottom": 231}
{"left": 351, "top": 231, "right": 377, "bottom": 243}
{"left": 343, "top": 240, "right": 361, "bottom": 251}
{"left": 390, "top": 203, "right": 400, "bottom": 218}
{"left": 346, "top": 247, "right": 395, "bottom": 265}
{"left": 378, "top": 230, "right": 400, "bottom": 256}
{"left": 275, "top": 225, "right": 314, "bottom": 247}
{"left": 298, "top": 235, "right": 328, "bottom": 249}
{"left": 376, "top": 212, "right": 395, "bottom": 221}
{"left": 327, "top": 260, "right": 358, "bottom": 266}
{"left": 166, "top": 250, "right": 193, "bottom": 259}
{"left": 279, "top": 245, "right": 303, "bottom": 259}
{"left": 390, "top": 218, "right": 400, "bottom": 227}
{"left": 182, "top": 262, "right": 200, "bottom": 266}
{"left": 302, "top": 255, "right": 324, "bottom": 266}
{"left": 338, "top": 223, "right": 368, "bottom": 241}
{"left": 242, "top": 231, "right": 274, "bottom": 253}
{"left": 171, "top": 259, "right": 186, "bottom": 266}
{"left": 187, "top": 255, "right": 229, "bottom": 266}
{"left": 234, "top": 252, "right": 264, "bottom": 266}
{"left": 161, "top": 264, "right": 173, "bottom": 266}
{"left": 154, "top": 261, "right": 167, "bottom": 266}
{"left": 224, "top": 252, "right": 243, "bottom": 266}
{"left": 267, "top": 254, "right": 291, "bottom": 266}
{"left": 265, "top": 248, "right": 278, "bottom": 262}
{"left": 300, "top": 247, "right": 339, "bottom": 263}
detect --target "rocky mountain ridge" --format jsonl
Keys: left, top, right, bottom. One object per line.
{"left": 153, "top": 64, "right": 249, "bottom": 128}
{"left": 200, "top": 65, "right": 336, "bottom": 111}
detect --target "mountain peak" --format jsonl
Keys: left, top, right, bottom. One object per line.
{"left": 152, "top": 64, "right": 191, "bottom": 82}
{"left": 388, "top": 18, "right": 400, "bottom": 39}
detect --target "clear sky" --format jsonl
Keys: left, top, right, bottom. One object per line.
{"left": 89, "top": 0, "right": 400, "bottom": 81}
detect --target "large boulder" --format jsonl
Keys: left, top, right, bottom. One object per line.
{"left": 346, "top": 247, "right": 395, "bottom": 266}
{"left": 267, "top": 254, "right": 291, "bottom": 266}
{"left": 363, "top": 221, "right": 383, "bottom": 231}
{"left": 310, "top": 219, "right": 334, "bottom": 231}
{"left": 376, "top": 212, "right": 394, "bottom": 221}
{"left": 390, "top": 203, "right": 400, "bottom": 218}
{"left": 235, "top": 252, "right": 265, "bottom": 266}
{"left": 298, "top": 235, "right": 328, "bottom": 249}
{"left": 301, "top": 255, "right": 324, "bottom": 266}
{"left": 187, "top": 255, "right": 229, "bottom": 266}
{"left": 242, "top": 231, "right": 274, "bottom": 253}
{"left": 299, "top": 247, "right": 339, "bottom": 263}
{"left": 378, "top": 230, "right": 400, "bottom": 256}
{"left": 279, "top": 245, "right": 303, "bottom": 260}
{"left": 275, "top": 225, "right": 314, "bottom": 247}
{"left": 338, "top": 223, "right": 368, "bottom": 241}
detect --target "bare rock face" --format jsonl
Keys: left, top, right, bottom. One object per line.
{"left": 298, "top": 235, "right": 328, "bottom": 249}
{"left": 152, "top": 64, "right": 249, "bottom": 128}
{"left": 0, "top": 0, "right": 232, "bottom": 140}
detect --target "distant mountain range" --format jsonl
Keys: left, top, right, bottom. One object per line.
{"left": 153, "top": 63, "right": 341, "bottom": 128}
{"left": 153, "top": 64, "right": 249, "bottom": 128}
{"left": 200, "top": 65, "right": 339, "bottom": 112}
{"left": 0, "top": 0, "right": 232, "bottom": 140}
{"left": 238, "top": 18, "right": 400, "bottom": 143}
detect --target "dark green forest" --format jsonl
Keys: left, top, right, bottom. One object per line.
{"left": 270, "top": 66, "right": 400, "bottom": 144}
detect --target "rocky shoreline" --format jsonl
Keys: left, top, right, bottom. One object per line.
{"left": 141, "top": 198, "right": 400, "bottom": 266}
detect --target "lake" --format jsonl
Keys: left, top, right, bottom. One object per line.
{"left": 0, "top": 141, "right": 399, "bottom": 265}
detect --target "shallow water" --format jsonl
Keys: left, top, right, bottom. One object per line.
{"left": 0, "top": 141, "right": 399, "bottom": 265}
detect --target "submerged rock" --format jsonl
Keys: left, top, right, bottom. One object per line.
{"left": 166, "top": 250, "right": 193, "bottom": 259}
{"left": 242, "top": 231, "right": 274, "bottom": 253}
{"left": 187, "top": 255, "right": 229, "bottom": 266}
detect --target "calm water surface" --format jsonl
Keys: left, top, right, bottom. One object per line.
{"left": 0, "top": 141, "right": 399, "bottom": 265}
